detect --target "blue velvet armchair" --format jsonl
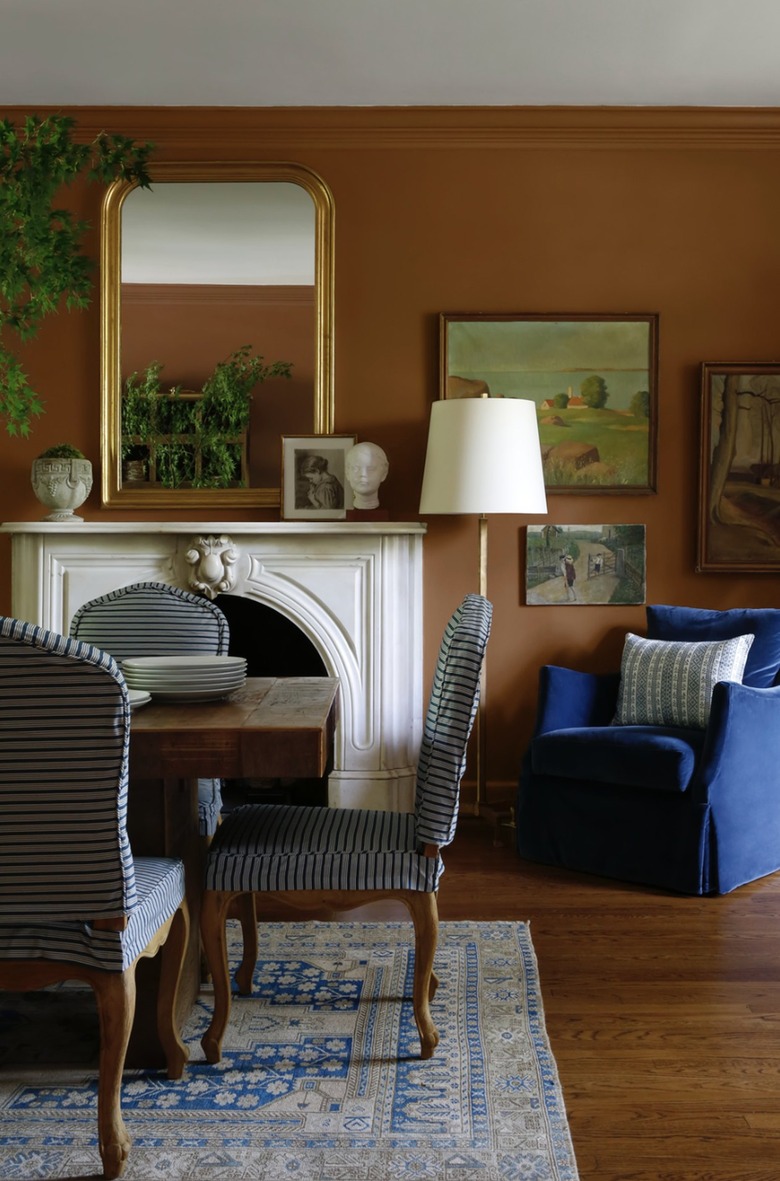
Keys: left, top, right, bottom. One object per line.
{"left": 515, "top": 605, "right": 780, "bottom": 895}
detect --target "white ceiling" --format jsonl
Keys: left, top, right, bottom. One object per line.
{"left": 4, "top": 0, "right": 780, "bottom": 108}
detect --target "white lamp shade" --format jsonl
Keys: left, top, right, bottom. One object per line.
{"left": 419, "top": 397, "right": 548, "bottom": 515}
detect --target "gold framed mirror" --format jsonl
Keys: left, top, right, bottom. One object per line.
{"left": 100, "top": 161, "right": 334, "bottom": 508}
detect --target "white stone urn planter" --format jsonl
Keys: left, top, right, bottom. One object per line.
{"left": 31, "top": 448, "right": 93, "bottom": 522}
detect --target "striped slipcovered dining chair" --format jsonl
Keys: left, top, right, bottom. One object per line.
{"left": 0, "top": 617, "right": 189, "bottom": 1180}
{"left": 70, "top": 581, "right": 230, "bottom": 839}
{"left": 200, "top": 593, "right": 492, "bottom": 1062}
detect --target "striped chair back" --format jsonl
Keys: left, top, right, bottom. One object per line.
{"left": 414, "top": 594, "right": 493, "bottom": 849}
{"left": 0, "top": 617, "right": 136, "bottom": 921}
{"left": 69, "top": 581, "right": 229, "bottom": 658}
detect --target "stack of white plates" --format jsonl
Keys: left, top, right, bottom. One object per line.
{"left": 128, "top": 688, "right": 152, "bottom": 710}
{"left": 122, "top": 655, "right": 247, "bottom": 703}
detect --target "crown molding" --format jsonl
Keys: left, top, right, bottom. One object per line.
{"left": 121, "top": 284, "right": 315, "bottom": 306}
{"left": 7, "top": 105, "right": 780, "bottom": 151}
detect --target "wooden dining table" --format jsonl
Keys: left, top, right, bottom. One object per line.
{"left": 125, "top": 676, "right": 339, "bottom": 1065}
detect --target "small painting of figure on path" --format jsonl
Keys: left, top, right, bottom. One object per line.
{"left": 525, "top": 524, "right": 646, "bottom": 605}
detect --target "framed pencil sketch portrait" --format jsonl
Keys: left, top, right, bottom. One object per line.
{"left": 525, "top": 524, "right": 647, "bottom": 605}
{"left": 441, "top": 312, "right": 658, "bottom": 493}
{"left": 281, "top": 434, "right": 356, "bottom": 520}
{"left": 698, "top": 362, "right": 780, "bottom": 572}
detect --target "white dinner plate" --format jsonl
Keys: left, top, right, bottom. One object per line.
{"left": 149, "top": 687, "right": 244, "bottom": 704}
{"left": 127, "top": 689, "right": 152, "bottom": 709}
{"left": 123, "top": 671, "right": 247, "bottom": 687}
{"left": 122, "top": 656, "right": 246, "bottom": 672}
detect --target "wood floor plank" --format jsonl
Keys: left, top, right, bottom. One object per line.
{"left": 244, "top": 811, "right": 780, "bottom": 1181}
{"left": 436, "top": 817, "right": 780, "bottom": 1181}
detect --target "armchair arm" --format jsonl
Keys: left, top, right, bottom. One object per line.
{"left": 534, "top": 665, "right": 621, "bottom": 736}
{"left": 694, "top": 680, "right": 780, "bottom": 891}
{"left": 697, "top": 680, "right": 780, "bottom": 802}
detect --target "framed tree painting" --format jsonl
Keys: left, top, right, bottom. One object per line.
{"left": 525, "top": 524, "right": 646, "bottom": 605}
{"left": 441, "top": 312, "right": 658, "bottom": 493}
{"left": 698, "top": 362, "right": 780, "bottom": 572}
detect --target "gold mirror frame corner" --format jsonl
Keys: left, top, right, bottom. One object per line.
{"left": 100, "top": 160, "right": 335, "bottom": 510}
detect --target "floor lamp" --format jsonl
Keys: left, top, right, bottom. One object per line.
{"left": 419, "top": 396, "right": 547, "bottom": 819}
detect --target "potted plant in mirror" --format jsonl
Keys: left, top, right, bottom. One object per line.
{"left": 31, "top": 443, "right": 93, "bottom": 521}
{"left": 120, "top": 346, "right": 292, "bottom": 489}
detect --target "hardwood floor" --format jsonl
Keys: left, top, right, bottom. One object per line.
{"left": 262, "top": 815, "right": 780, "bottom": 1181}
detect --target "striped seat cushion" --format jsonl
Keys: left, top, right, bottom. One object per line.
{"left": 70, "top": 581, "right": 229, "bottom": 837}
{"left": 0, "top": 617, "right": 136, "bottom": 920}
{"left": 0, "top": 856, "right": 186, "bottom": 971}
{"left": 414, "top": 594, "right": 493, "bottom": 848}
{"left": 205, "top": 803, "right": 443, "bottom": 893}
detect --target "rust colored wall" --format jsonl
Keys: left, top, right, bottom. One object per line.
{"left": 3, "top": 106, "right": 780, "bottom": 792}
{"left": 121, "top": 283, "right": 314, "bottom": 485}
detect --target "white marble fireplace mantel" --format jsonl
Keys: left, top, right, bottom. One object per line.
{"left": 1, "top": 520, "right": 426, "bottom": 811}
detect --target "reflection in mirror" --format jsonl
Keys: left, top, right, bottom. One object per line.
{"left": 101, "top": 162, "right": 334, "bottom": 509}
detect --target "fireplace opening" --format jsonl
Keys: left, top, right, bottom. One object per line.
{"left": 216, "top": 594, "right": 327, "bottom": 677}
{"left": 215, "top": 593, "right": 329, "bottom": 808}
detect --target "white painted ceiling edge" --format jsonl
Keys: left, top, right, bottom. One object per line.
{"left": 3, "top": 0, "right": 780, "bottom": 108}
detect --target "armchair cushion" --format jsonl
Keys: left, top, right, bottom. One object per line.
{"left": 647, "top": 604, "right": 780, "bottom": 688}
{"left": 532, "top": 724, "right": 705, "bottom": 792}
{"left": 613, "top": 631, "right": 753, "bottom": 728}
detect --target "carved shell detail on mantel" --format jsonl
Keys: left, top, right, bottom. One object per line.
{"left": 185, "top": 534, "right": 240, "bottom": 599}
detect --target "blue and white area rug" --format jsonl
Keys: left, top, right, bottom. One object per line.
{"left": 0, "top": 920, "right": 579, "bottom": 1180}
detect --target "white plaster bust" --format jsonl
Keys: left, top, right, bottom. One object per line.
{"left": 345, "top": 441, "right": 389, "bottom": 510}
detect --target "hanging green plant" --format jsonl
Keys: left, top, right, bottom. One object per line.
{"left": 0, "top": 113, "right": 153, "bottom": 437}
{"left": 199, "top": 344, "right": 293, "bottom": 436}
{"left": 121, "top": 346, "right": 292, "bottom": 489}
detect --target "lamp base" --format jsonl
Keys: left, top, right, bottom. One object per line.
{"left": 475, "top": 798, "right": 516, "bottom": 847}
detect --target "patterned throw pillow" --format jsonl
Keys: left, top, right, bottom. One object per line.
{"left": 614, "top": 631, "right": 754, "bottom": 729}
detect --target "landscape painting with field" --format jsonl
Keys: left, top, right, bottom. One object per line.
{"left": 442, "top": 313, "right": 658, "bottom": 492}
{"left": 525, "top": 524, "right": 647, "bottom": 606}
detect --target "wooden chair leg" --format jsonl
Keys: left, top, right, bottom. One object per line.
{"left": 200, "top": 890, "right": 234, "bottom": 1064}
{"left": 156, "top": 903, "right": 190, "bottom": 1079}
{"left": 405, "top": 891, "right": 440, "bottom": 1059}
{"left": 92, "top": 969, "right": 135, "bottom": 1180}
{"left": 234, "top": 893, "right": 258, "bottom": 996}
{"left": 429, "top": 968, "right": 440, "bottom": 1000}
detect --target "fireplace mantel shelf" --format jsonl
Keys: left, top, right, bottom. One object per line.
{"left": 1, "top": 520, "right": 426, "bottom": 536}
{"left": 2, "top": 519, "right": 426, "bottom": 812}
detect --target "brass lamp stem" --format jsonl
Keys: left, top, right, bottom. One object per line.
{"left": 475, "top": 512, "right": 488, "bottom": 814}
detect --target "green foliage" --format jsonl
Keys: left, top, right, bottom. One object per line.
{"left": 122, "top": 346, "right": 292, "bottom": 489}
{"left": 580, "top": 374, "right": 609, "bottom": 409}
{"left": 37, "top": 442, "right": 85, "bottom": 459}
{"left": 608, "top": 524, "right": 646, "bottom": 549}
{"left": 199, "top": 344, "right": 292, "bottom": 438}
{"left": 0, "top": 114, "right": 153, "bottom": 438}
{"left": 552, "top": 392, "right": 569, "bottom": 409}
{"left": 630, "top": 389, "right": 650, "bottom": 418}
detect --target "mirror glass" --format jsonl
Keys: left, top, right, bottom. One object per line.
{"left": 101, "top": 162, "right": 334, "bottom": 508}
